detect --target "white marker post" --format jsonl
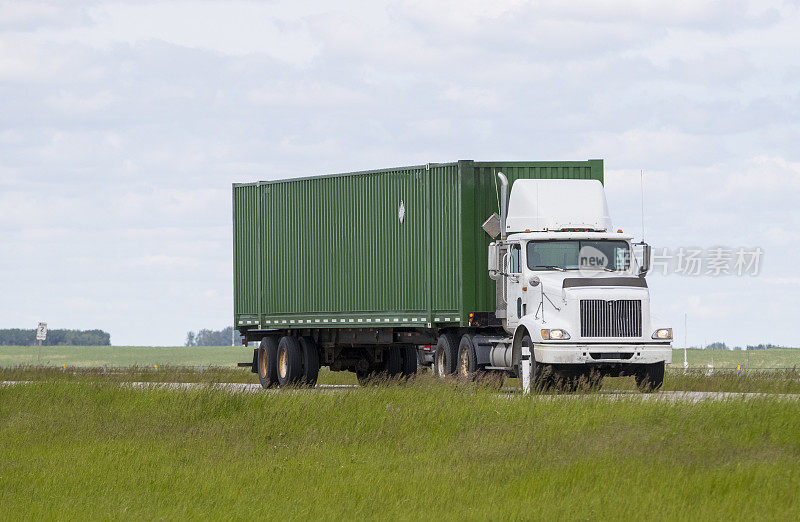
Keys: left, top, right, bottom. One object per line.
{"left": 683, "top": 313, "right": 688, "bottom": 374}
{"left": 521, "top": 343, "right": 532, "bottom": 395}
{"left": 36, "top": 322, "right": 47, "bottom": 366}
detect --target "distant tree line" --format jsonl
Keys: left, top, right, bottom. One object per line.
{"left": 185, "top": 326, "right": 242, "bottom": 346}
{"left": 745, "top": 343, "right": 778, "bottom": 350}
{"left": 0, "top": 329, "right": 111, "bottom": 346}
{"left": 703, "top": 342, "right": 781, "bottom": 350}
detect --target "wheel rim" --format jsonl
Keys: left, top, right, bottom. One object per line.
{"left": 436, "top": 348, "right": 445, "bottom": 375}
{"left": 459, "top": 348, "right": 469, "bottom": 376}
{"left": 258, "top": 348, "right": 267, "bottom": 378}
{"left": 278, "top": 347, "right": 288, "bottom": 379}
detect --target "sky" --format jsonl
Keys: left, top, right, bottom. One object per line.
{"left": 1, "top": 0, "right": 799, "bottom": 347}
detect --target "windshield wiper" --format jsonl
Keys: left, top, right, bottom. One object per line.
{"left": 536, "top": 265, "right": 566, "bottom": 272}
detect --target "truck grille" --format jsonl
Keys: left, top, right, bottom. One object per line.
{"left": 580, "top": 300, "right": 642, "bottom": 338}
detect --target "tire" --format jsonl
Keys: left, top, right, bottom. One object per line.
{"left": 635, "top": 361, "right": 665, "bottom": 393}
{"left": 434, "top": 333, "right": 459, "bottom": 377}
{"left": 582, "top": 369, "right": 604, "bottom": 392}
{"left": 385, "top": 346, "right": 403, "bottom": 377}
{"left": 298, "top": 336, "right": 320, "bottom": 387}
{"left": 356, "top": 369, "right": 374, "bottom": 386}
{"left": 400, "top": 345, "right": 418, "bottom": 377}
{"left": 276, "top": 336, "right": 302, "bottom": 386}
{"left": 553, "top": 370, "right": 580, "bottom": 393}
{"left": 457, "top": 334, "right": 478, "bottom": 380}
{"left": 257, "top": 337, "right": 279, "bottom": 389}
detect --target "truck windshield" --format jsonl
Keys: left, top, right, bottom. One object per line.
{"left": 526, "top": 240, "right": 630, "bottom": 271}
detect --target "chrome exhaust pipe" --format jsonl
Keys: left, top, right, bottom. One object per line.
{"left": 497, "top": 172, "right": 509, "bottom": 239}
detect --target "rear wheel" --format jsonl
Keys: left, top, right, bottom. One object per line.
{"left": 400, "top": 345, "right": 418, "bottom": 378}
{"left": 356, "top": 369, "right": 376, "bottom": 386}
{"left": 457, "top": 334, "right": 478, "bottom": 380}
{"left": 434, "top": 333, "right": 459, "bottom": 377}
{"left": 276, "top": 336, "right": 302, "bottom": 386}
{"left": 635, "top": 361, "right": 665, "bottom": 393}
{"left": 385, "top": 346, "right": 403, "bottom": 377}
{"left": 298, "top": 336, "right": 320, "bottom": 386}
{"left": 257, "top": 337, "right": 279, "bottom": 389}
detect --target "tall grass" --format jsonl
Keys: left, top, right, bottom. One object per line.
{"left": 4, "top": 365, "right": 800, "bottom": 394}
{"left": 1, "top": 380, "right": 799, "bottom": 520}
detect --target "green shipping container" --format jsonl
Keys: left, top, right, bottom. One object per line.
{"left": 233, "top": 160, "right": 603, "bottom": 331}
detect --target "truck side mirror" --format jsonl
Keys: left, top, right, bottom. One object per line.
{"left": 488, "top": 242, "right": 501, "bottom": 280}
{"left": 638, "top": 243, "right": 651, "bottom": 277}
{"left": 528, "top": 275, "right": 541, "bottom": 287}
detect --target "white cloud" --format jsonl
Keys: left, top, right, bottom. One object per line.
{"left": 128, "top": 255, "right": 199, "bottom": 268}
{"left": 22, "top": 1, "right": 322, "bottom": 64}
{"left": 726, "top": 156, "right": 800, "bottom": 192}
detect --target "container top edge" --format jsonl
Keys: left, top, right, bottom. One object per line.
{"left": 232, "top": 159, "right": 603, "bottom": 186}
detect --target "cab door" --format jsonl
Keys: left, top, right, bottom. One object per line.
{"left": 505, "top": 242, "right": 524, "bottom": 329}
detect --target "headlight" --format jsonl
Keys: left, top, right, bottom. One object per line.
{"left": 541, "top": 329, "right": 570, "bottom": 340}
{"left": 652, "top": 328, "right": 672, "bottom": 340}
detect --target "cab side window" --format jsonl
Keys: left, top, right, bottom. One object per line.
{"left": 509, "top": 244, "right": 521, "bottom": 274}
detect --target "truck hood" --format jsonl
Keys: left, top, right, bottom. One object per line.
{"left": 528, "top": 271, "right": 654, "bottom": 341}
{"left": 534, "top": 272, "right": 648, "bottom": 301}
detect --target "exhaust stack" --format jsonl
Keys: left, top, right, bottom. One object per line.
{"left": 497, "top": 172, "right": 509, "bottom": 239}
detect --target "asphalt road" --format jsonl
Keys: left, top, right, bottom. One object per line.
{"left": 3, "top": 380, "right": 798, "bottom": 401}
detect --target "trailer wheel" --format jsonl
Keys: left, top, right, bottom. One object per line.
{"left": 635, "top": 361, "right": 665, "bottom": 393}
{"left": 400, "top": 345, "right": 418, "bottom": 377}
{"left": 457, "top": 334, "right": 478, "bottom": 380}
{"left": 434, "top": 333, "right": 458, "bottom": 377}
{"left": 257, "top": 337, "right": 279, "bottom": 389}
{"left": 298, "top": 336, "right": 320, "bottom": 387}
{"left": 355, "top": 369, "right": 374, "bottom": 386}
{"left": 276, "top": 336, "right": 302, "bottom": 386}
{"left": 385, "top": 346, "right": 403, "bottom": 377}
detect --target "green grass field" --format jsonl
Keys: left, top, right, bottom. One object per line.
{"left": 669, "top": 347, "right": 800, "bottom": 369}
{"left": 1, "top": 346, "right": 798, "bottom": 370}
{"left": 1, "top": 379, "right": 799, "bottom": 520}
{"left": 0, "top": 345, "right": 253, "bottom": 368}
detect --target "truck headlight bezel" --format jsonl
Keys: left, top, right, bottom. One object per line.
{"left": 652, "top": 328, "right": 672, "bottom": 340}
{"left": 541, "top": 328, "right": 571, "bottom": 340}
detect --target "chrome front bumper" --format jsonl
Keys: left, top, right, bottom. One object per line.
{"left": 533, "top": 343, "right": 672, "bottom": 365}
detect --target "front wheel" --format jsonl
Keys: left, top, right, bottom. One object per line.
{"left": 635, "top": 361, "right": 665, "bottom": 393}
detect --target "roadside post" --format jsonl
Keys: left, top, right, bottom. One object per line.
{"left": 35, "top": 322, "right": 47, "bottom": 366}
{"left": 521, "top": 344, "right": 531, "bottom": 395}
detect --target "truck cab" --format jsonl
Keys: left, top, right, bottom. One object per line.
{"left": 482, "top": 177, "right": 672, "bottom": 391}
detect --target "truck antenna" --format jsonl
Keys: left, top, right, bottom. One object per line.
{"left": 640, "top": 169, "right": 645, "bottom": 242}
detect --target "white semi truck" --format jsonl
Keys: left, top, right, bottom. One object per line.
{"left": 234, "top": 160, "right": 671, "bottom": 392}
{"left": 433, "top": 175, "right": 672, "bottom": 391}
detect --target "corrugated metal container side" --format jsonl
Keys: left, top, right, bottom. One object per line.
{"left": 233, "top": 159, "right": 603, "bottom": 329}
{"left": 461, "top": 161, "right": 604, "bottom": 314}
